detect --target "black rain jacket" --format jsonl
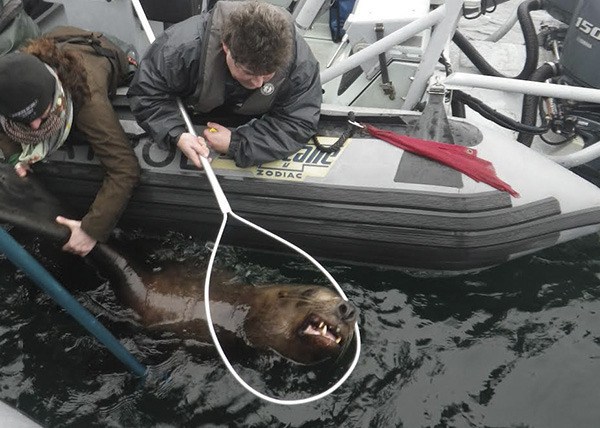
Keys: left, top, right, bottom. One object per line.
{"left": 127, "top": 1, "right": 322, "bottom": 167}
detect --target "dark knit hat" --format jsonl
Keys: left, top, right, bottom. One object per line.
{"left": 0, "top": 52, "right": 56, "bottom": 123}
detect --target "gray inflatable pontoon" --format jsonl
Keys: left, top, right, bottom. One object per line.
{"left": 27, "top": 100, "right": 600, "bottom": 274}
{"left": 4, "top": 0, "right": 600, "bottom": 274}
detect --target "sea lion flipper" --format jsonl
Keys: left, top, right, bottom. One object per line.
{"left": 0, "top": 163, "right": 69, "bottom": 243}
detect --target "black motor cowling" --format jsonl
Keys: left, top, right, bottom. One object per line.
{"left": 544, "top": 0, "right": 579, "bottom": 23}
{"left": 559, "top": 0, "right": 600, "bottom": 88}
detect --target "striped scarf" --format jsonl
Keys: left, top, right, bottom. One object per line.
{"left": 0, "top": 65, "right": 73, "bottom": 165}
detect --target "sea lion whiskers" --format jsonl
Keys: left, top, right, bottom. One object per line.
{"left": 333, "top": 329, "right": 355, "bottom": 365}
{"left": 91, "top": 247, "right": 357, "bottom": 364}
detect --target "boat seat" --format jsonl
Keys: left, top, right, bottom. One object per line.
{"left": 138, "top": 0, "right": 201, "bottom": 25}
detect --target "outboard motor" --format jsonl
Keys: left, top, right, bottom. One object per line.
{"left": 544, "top": 0, "right": 578, "bottom": 23}
{"left": 517, "top": 0, "right": 600, "bottom": 148}
{"left": 448, "top": 0, "right": 600, "bottom": 178}
{"left": 559, "top": 0, "right": 600, "bottom": 88}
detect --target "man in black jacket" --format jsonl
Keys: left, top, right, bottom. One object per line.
{"left": 127, "top": 0, "right": 322, "bottom": 169}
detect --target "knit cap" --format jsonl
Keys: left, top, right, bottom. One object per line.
{"left": 0, "top": 52, "right": 55, "bottom": 123}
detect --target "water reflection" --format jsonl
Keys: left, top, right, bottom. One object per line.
{"left": 1, "top": 229, "right": 599, "bottom": 427}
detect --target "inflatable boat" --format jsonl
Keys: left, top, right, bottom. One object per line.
{"left": 30, "top": 98, "right": 600, "bottom": 273}
{"left": 0, "top": 400, "right": 42, "bottom": 428}
{"left": 3, "top": 0, "right": 600, "bottom": 274}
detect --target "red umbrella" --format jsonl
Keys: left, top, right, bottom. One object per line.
{"left": 365, "top": 123, "right": 519, "bottom": 197}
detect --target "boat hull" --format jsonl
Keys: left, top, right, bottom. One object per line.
{"left": 29, "top": 109, "right": 600, "bottom": 273}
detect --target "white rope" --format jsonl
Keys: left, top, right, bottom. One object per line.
{"left": 204, "top": 213, "right": 361, "bottom": 405}
{"left": 130, "top": 0, "right": 361, "bottom": 405}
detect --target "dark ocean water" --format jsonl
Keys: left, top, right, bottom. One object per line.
{"left": 2, "top": 0, "right": 596, "bottom": 426}
{"left": 1, "top": 226, "right": 600, "bottom": 428}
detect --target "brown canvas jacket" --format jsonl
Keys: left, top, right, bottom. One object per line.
{"left": 0, "top": 27, "right": 140, "bottom": 242}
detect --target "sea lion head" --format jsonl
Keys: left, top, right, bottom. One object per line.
{"left": 243, "top": 284, "right": 358, "bottom": 365}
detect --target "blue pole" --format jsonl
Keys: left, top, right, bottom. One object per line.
{"left": 0, "top": 227, "right": 147, "bottom": 378}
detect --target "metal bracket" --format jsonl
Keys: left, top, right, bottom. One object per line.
{"left": 375, "top": 23, "right": 396, "bottom": 101}
{"left": 427, "top": 77, "right": 446, "bottom": 96}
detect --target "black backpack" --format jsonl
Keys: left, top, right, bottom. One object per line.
{"left": 44, "top": 26, "right": 137, "bottom": 91}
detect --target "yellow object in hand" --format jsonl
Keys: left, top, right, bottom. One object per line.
{"left": 208, "top": 127, "right": 218, "bottom": 133}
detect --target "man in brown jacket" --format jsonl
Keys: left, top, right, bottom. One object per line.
{"left": 0, "top": 27, "right": 140, "bottom": 256}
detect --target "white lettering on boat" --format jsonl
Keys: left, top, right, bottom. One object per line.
{"left": 575, "top": 17, "right": 600, "bottom": 41}
{"left": 48, "top": 137, "right": 347, "bottom": 182}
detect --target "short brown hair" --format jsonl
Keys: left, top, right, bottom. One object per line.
{"left": 221, "top": 1, "right": 293, "bottom": 75}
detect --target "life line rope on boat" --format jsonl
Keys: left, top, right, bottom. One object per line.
{"left": 311, "top": 111, "right": 362, "bottom": 153}
{"left": 130, "top": 0, "right": 361, "bottom": 406}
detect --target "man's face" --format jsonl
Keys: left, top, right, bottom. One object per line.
{"left": 223, "top": 43, "right": 276, "bottom": 90}
{"left": 28, "top": 103, "right": 52, "bottom": 130}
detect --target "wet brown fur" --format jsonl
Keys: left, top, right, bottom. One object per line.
{"left": 103, "top": 252, "right": 357, "bottom": 365}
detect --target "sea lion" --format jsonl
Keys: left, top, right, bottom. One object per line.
{"left": 93, "top": 244, "right": 358, "bottom": 365}
{"left": 0, "top": 164, "right": 357, "bottom": 365}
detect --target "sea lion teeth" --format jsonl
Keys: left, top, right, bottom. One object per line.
{"left": 335, "top": 326, "right": 341, "bottom": 333}
{"left": 6, "top": 173, "right": 359, "bottom": 365}
{"left": 102, "top": 244, "right": 357, "bottom": 363}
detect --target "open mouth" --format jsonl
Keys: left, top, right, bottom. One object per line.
{"left": 300, "top": 314, "right": 343, "bottom": 345}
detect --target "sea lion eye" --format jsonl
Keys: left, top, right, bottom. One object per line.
{"left": 278, "top": 291, "right": 288, "bottom": 298}
{"left": 301, "top": 289, "right": 316, "bottom": 298}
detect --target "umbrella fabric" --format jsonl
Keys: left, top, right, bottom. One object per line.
{"left": 365, "top": 123, "right": 519, "bottom": 197}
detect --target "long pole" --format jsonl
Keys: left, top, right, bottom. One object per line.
{"left": 444, "top": 72, "right": 600, "bottom": 104}
{"left": 129, "top": 0, "right": 361, "bottom": 404}
{"left": 0, "top": 227, "right": 147, "bottom": 377}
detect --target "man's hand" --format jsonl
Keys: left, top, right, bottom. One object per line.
{"left": 203, "top": 122, "right": 231, "bottom": 154}
{"left": 14, "top": 162, "right": 31, "bottom": 178}
{"left": 55, "top": 216, "right": 97, "bottom": 257}
{"left": 176, "top": 132, "right": 211, "bottom": 169}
